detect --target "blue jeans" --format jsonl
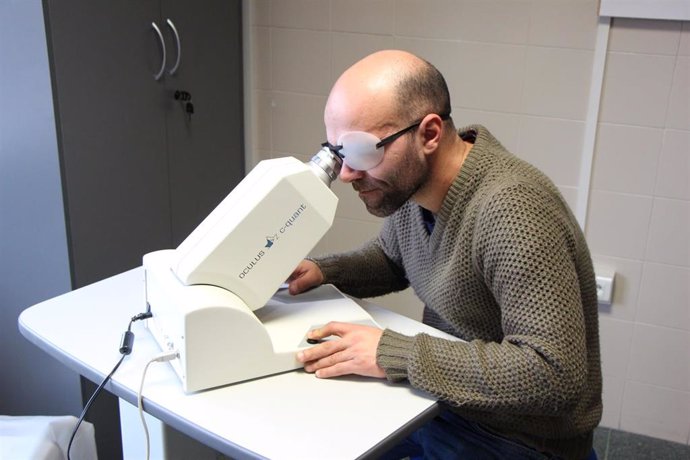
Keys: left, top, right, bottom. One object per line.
{"left": 380, "top": 410, "right": 552, "bottom": 460}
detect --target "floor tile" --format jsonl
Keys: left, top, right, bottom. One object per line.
{"left": 606, "top": 429, "right": 690, "bottom": 459}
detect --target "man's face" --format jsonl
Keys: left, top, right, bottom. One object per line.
{"left": 345, "top": 128, "right": 429, "bottom": 217}
{"left": 324, "top": 84, "right": 430, "bottom": 217}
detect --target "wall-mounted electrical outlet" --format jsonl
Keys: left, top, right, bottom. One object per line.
{"left": 595, "top": 270, "right": 615, "bottom": 305}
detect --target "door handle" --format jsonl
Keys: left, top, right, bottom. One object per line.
{"left": 166, "top": 19, "right": 181, "bottom": 76}
{"left": 151, "top": 21, "right": 166, "bottom": 81}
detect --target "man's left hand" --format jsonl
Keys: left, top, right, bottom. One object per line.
{"left": 296, "top": 322, "right": 386, "bottom": 379}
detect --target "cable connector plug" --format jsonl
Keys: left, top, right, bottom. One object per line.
{"left": 152, "top": 350, "right": 179, "bottom": 363}
{"left": 131, "top": 311, "right": 153, "bottom": 323}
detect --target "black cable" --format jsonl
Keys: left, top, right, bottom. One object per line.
{"left": 66, "top": 354, "right": 126, "bottom": 459}
{"left": 66, "top": 311, "right": 152, "bottom": 460}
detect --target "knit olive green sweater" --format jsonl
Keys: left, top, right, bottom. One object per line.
{"left": 314, "top": 126, "right": 602, "bottom": 460}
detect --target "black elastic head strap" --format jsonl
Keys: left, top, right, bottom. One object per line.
{"left": 375, "top": 112, "right": 451, "bottom": 149}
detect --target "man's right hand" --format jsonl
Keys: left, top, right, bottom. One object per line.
{"left": 286, "top": 259, "right": 324, "bottom": 295}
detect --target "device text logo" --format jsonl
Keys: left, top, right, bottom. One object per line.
{"left": 238, "top": 204, "right": 307, "bottom": 279}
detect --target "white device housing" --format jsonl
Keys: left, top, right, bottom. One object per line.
{"left": 145, "top": 249, "right": 296, "bottom": 391}
{"left": 173, "top": 156, "right": 337, "bottom": 311}
{"left": 143, "top": 153, "right": 377, "bottom": 392}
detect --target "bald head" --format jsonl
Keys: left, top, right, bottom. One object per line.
{"left": 325, "top": 50, "right": 451, "bottom": 138}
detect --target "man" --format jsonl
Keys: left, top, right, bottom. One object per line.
{"left": 288, "top": 50, "right": 601, "bottom": 460}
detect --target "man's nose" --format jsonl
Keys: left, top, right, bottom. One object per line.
{"left": 339, "top": 162, "right": 366, "bottom": 183}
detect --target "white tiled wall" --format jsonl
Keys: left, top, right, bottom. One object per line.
{"left": 588, "top": 17, "right": 690, "bottom": 445}
{"left": 245, "top": 0, "right": 690, "bottom": 444}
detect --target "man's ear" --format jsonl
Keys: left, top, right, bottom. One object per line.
{"left": 418, "top": 113, "right": 444, "bottom": 155}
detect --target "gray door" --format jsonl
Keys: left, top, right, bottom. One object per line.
{"left": 42, "top": 2, "right": 244, "bottom": 457}
{"left": 162, "top": 0, "right": 245, "bottom": 245}
{"left": 44, "top": 0, "right": 172, "bottom": 288}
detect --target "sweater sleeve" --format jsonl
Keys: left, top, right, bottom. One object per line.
{"left": 377, "top": 180, "right": 590, "bottom": 417}
{"left": 312, "top": 237, "right": 409, "bottom": 299}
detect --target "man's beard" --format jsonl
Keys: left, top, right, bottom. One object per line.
{"left": 352, "top": 147, "right": 429, "bottom": 217}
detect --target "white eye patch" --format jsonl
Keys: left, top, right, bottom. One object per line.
{"left": 336, "top": 131, "right": 385, "bottom": 171}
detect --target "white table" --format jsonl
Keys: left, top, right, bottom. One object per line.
{"left": 19, "top": 268, "right": 457, "bottom": 459}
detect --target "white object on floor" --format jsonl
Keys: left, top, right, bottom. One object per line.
{"left": 0, "top": 415, "right": 97, "bottom": 460}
